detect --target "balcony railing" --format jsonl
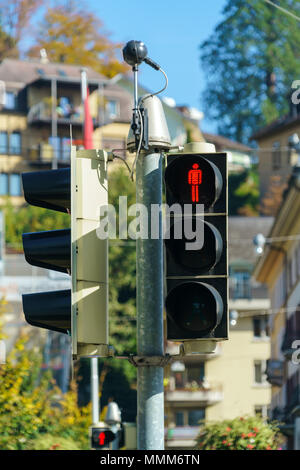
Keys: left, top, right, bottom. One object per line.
{"left": 165, "top": 379, "right": 223, "bottom": 405}
{"left": 27, "top": 143, "right": 70, "bottom": 165}
{"left": 27, "top": 100, "right": 114, "bottom": 127}
{"left": 27, "top": 100, "right": 83, "bottom": 125}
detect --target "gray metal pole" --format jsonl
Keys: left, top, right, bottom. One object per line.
{"left": 91, "top": 357, "right": 99, "bottom": 424}
{"left": 136, "top": 150, "right": 165, "bottom": 450}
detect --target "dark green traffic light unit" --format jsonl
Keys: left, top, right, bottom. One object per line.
{"left": 164, "top": 145, "right": 228, "bottom": 351}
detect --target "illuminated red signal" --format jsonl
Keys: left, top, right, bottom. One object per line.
{"left": 188, "top": 163, "right": 202, "bottom": 202}
{"left": 99, "top": 431, "right": 106, "bottom": 446}
{"left": 91, "top": 427, "right": 116, "bottom": 448}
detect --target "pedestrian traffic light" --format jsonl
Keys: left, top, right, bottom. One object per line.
{"left": 90, "top": 424, "right": 116, "bottom": 449}
{"left": 164, "top": 145, "right": 228, "bottom": 347}
{"left": 22, "top": 148, "right": 110, "bottom": 358}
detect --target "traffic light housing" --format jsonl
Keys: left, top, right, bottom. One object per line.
{"left": 164, "top": 149, "right": 228, "bottom": 346}
{"left": 21, "top": 148, "right": 110, "bottom": 358}
{"left": 90, "top": 424, "right": 116, "bottom": 449}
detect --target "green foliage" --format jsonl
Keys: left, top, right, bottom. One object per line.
{"left": 228, "top": 167, "right": 259, "bottom": 215}
{"left": 200, "top": 0, "right": 300, "bottom": 143}
{"left": 0, "top": 334, "right": 91, "bottom": 450}
{"left": 108, "top": 167, "right": 137, "bottom": 358}
{"left": 195, "top": 415, "right": 283, "bottom": 450}
{"left": 27, "top": 434, "right": 81, "bottom": 450}
{"left": 2, "top": 199, "right": 69, "bottom": 251}
{"left": 0, "top": 296, "right": 91, "bottom": 451}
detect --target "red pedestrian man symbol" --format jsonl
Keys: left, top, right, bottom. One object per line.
{"left": 99, "top": 431, "right": 105, "bottom": 446}
{"left": 188, "top": 163, "right": 202, "bottom": 202}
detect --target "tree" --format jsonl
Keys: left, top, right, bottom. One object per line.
{"left": 228, "top": 167, "right": 259, "bottom": 216}
{"left": 200, "top": 0, "right": 300, "bottom": 143}
{"left": 28, "top": 1, "right": 128, "bottom": 78}
{"left": 0, "top": 0, "right": 42, "bottom": 58}
{"left": 0, "top": 27, "right": 18, "bottom": 61}
{"left": 195, "top": 415, "right": 283, "bottom": 450}
{"left": 0, "top": 332, "right": 91, "bottom": 450}
{"left": 2, "top": 198, "right": 69, "bottom": 252}
{"left": 108, "top": 166, "right": 137, "bottom": 359}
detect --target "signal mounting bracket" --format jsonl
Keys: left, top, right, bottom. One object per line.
{"left": 128, "top": 354, "right": 172, "bottom": 367}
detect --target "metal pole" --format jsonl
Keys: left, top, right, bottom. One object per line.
{"left": 81, "top": 67, "right": 87, "bottom": 145}
{"left": 133, "top": 68, "right": 139, "bottom": 111}
{"left": 51, "top": 78, "right": 58, "bottom": 170}
{"left": 91, "top": 357, "right": 99, "bottom": 424}
{"left": 136, "top": 150, "right": 165, "bottom": 450}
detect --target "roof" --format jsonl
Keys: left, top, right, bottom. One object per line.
{"left": 203, "top": 132, "right": 253, "bottom": 153}
{"left": 229, "top": 216, "right": 274, "bottom": 265}
{"left": 0, "top": 58, "right": 106, "bottom": 89}
{"left": 251, "top": 113, "right": 300, "bottom": 141}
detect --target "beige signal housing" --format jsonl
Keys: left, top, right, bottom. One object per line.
{"left": 71, "top": 147, "right": 109, "bottom": 358}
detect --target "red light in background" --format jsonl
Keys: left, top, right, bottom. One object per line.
{"left": 188, "top": 163, "right": 202, "bottom": 202}
{"left": 99, "top": 431, "right": 106, "bottom": 446}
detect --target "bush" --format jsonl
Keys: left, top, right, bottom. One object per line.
{"left": 195, "top": 415, "right": 283, "bottom": 450}
{"left": 0, "top": 334, "right": 91, "bottom": 450}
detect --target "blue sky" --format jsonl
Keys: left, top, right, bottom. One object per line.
{"left": 89, "top": 0, "right": 227, "bottom": 133}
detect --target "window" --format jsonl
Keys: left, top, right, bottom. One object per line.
{"left": 187, "top": 364, "right": 205, "bottom": 384}
{"left": 0, "top": 174, "right": 8, "bottom": 195}
{"left": 0, "top": 132, "right": 8, "bottom": 154}
{"left": 9, "top": 132, "right": 21, "bottom": 155}
{"left": 174, "top": 409, "right": 205, "bottom": 427}
{"left": 174, "top": 371, "right": 184, "bottom": 389}
{"left": 254, "top": 405, "right": 270, "bottom": 419}
{"left": 254, "top": 360, "right": 267, "bottom": 385}
{"left": 9, "top": 174, "right": 21, "bottom": 196}
{"left": 175, "top": 411, "right": 184, "bottom": 427}
{"left": 61, "top": 137, "right": 70, "bottom": 162}
{"left": 253, "top": 316, "right": 269, "bottom": 338}
{"left": 49, "top": 136, "right": 60, "bottom": 162}
{"left": 4, "top": 92, "right": 16, "bottom": 110}
{"left": 232, "top": 271, "right": 251, "bottom": 299}
{"left": 107, "top": 100, "right": 118, "bottom": 119}
{"left": 272, "top": 142, "right": 281, "bottom": 170}
{"left": 188, "top": 409, "right": 205, "bottom": 426}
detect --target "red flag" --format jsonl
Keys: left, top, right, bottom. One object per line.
{"left": 83, "top": 87, "right": 94, "bottom": 149}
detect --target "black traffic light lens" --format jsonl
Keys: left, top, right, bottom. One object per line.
{"left": 166, "top": 282, "right": 223, "bottom": 335}
{"left": 165, "top": 218, "right": 222, "bottom": 273}
{"left": 22, "top": 289, "right": 71, "bottom": 334}
{"left": 164, "top": 154, "right": 222, "bottom": 209}
{"left": 22, "top": 168, "right": 70, "bottom": 213}
{"left": 22, "top": 229, "right": 71, "bottom": 273}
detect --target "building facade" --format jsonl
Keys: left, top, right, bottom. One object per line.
{"left": 203, "top": 132, "right": 255, "bottom": 173}
{"left": 254, "top": 167, "right": 300, "bottom": 449}
{"left": 0, "top": 57, "right": 135, "bottom": 207}
{"left": 251, "top": 101, "right": 300, "bottom": 212}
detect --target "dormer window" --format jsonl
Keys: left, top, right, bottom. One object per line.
{"left": 4, "top": 91, "right": 16, "bottom": 110}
